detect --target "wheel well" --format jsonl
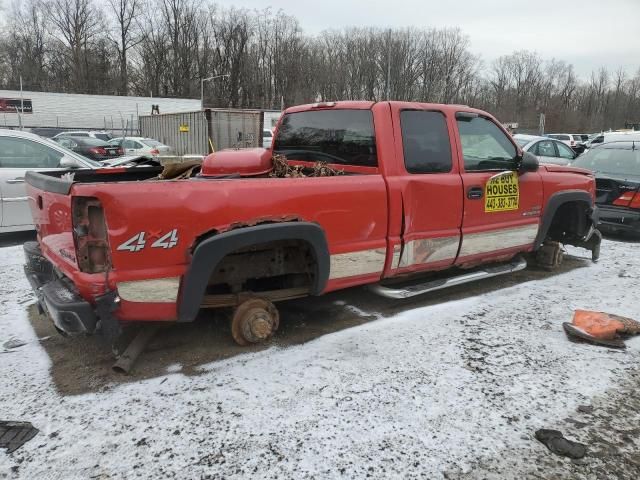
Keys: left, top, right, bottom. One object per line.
{"left": 206, "top": 239, "right": 316, "bottom": 295}
{"left": 545, "top": 201, "right": 591, "bottom": 244}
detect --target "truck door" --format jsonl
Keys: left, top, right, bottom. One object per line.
{"left": 384, "top": 105, "right": 463, "bottom": 276}
{"left": 454, "top": 112, "right": 542, "bottom": 265}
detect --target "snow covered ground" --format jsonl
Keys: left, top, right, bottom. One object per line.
{"left": 1, "top": 239, "right": 640, "bottom": 479}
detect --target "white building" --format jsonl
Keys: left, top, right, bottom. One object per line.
{"left": 0, "top": 90, "right": 201, "bottom": 133}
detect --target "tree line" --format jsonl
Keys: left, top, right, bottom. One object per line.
{"left": 1, "top": 0, "right": 639, "bottom": 132}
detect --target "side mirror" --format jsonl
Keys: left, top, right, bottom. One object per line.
{"left": 518, "top": 151, "right": 539, "bottom": 173}
{"left": 59, "top": 157, "right": 79, "bottom": 169}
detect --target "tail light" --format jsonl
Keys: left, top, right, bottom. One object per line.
{"left": 89, "top": 147, "right": 107, "bottom": 155}
{"left": 613, "top": 191, "right": 640, "bottom": 209}
{"left": 570, "top": 140, "right": 575, "bottom": 146}
{"left": 117, "top": 147, "right": 124, "bottom": 156}
{"left": 150, "top": 148, "right": 160, "bottom": 156}
{"left": 71, "top": 197, "right": 111, "bottom": 273}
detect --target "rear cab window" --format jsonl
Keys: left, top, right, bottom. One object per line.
{"left": 456, "top": 114, "right": 517, "bottom": 171}
{"left": 400, "top": 110, "right": 452, "bottom": 173}
{"left": 273, "top": 109, "right": 377, "bottom": 167}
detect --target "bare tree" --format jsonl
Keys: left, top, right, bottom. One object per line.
{"left": 107, "top": 0, "right": 143, "bottom": 94}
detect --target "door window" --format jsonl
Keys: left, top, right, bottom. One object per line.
{"left": 0, "top": 137, "right": 64, "bottom": 168}
{"left": 556, "top": 142, "right": 575, "bottom": 160}
{"left": 456, "top": 115, "right": 517, "bottom": 171}
{"left": 400, "top": 110, "right": 452, "bottom": 173}
{"left": 534, "top": 140, "right": 557, "bottom": 157}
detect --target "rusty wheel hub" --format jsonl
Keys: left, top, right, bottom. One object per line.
{"left": 231, "top": 297, "right": 280, "bottom": 346}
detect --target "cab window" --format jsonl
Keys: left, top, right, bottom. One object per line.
{"left": 456, "top": 115, "right": 516, "bottom": 171}
{"left": 400, "top": 110, "right": 452, "bottom": 173}
{"left": 274, "top": 109, "right": 377, "bottom": 167}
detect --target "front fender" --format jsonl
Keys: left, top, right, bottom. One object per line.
{"left": 534, "top": 190, "right": 595, "bottom": 249}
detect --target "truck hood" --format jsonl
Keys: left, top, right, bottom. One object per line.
{"left": 542, "top": 164, "right": 593, "bottom": 176}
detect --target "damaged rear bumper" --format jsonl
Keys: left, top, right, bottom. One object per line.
{"left": 23, "top": 241, "right": 115, "bottom": 335}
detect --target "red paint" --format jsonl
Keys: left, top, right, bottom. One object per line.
{"left": 27, "top": 101, "right": 596, "bottom": 324}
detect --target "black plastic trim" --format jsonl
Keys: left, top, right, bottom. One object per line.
{"left": 534, "top": 190, "right": 594, "bottom": 248}
{"left": 178, "top": 222, "right": 330, "bottom": 323}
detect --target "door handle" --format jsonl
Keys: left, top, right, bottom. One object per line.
{"left": 467, "top": 186, "right": 483, "bottom": 199}
{"left": 7, "top": 177, "right": 25, "bottom": 184}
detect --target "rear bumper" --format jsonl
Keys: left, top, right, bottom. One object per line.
{"left": 23, "top": 241, "right": 114, "bottom": 335}
{"left": 597, "top": 205, "right": 640, "bottom": 235}
{"left": 25, "top": 267, "right": 97, "bottom": 334}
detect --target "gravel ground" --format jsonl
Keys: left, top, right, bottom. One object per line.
{"left": 1, "top": 236, "right": 640, "bottom": 479}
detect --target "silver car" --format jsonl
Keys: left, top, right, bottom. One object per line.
{"left": 513, "top": 134, "right": 577, "bottom": 166}
{"left": 0, "top": 129, "right": 100, "bottom": 233}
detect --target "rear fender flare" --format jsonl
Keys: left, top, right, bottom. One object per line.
{"left": 178, "top": 222, "right": 329, "bottom": 322}
{"left": 534, "top": 190, "right": 594, "bottom": 249}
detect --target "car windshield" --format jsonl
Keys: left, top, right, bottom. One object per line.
{"left": 94, "top": 133, "right": 112, "bottom": 141}
{"left": 42, "top": 138, "right": 102, "bottom": 167}
{"left": 73, "top": 137, "right": 110, "bottom": 147}
{"left": 514, "top": 138, "right": 530, "bottom": 147}
{"left": 572, "top": 145, "right": 640, "bottom": 176}
{"left": 141, "top": 139, "right": 162, "bottom": 147}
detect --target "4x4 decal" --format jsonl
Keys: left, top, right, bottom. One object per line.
{"left": 116, "top": 230, "right": 178, "bottom": 252}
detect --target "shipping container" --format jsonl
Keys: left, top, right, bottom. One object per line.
{"left": 139, "top": 109, "right": 265, "bottom": 156}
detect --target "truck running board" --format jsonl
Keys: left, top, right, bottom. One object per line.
{"left": 369, "top": 256, "right": 527, "bottom": 299}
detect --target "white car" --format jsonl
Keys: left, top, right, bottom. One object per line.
{"left": 584, "top": 131, "right": 640, "bottom": 151}
{"left": 0, "top": 129, "right": 101, "bottom": 233}
{"left": 53, "top": 130, "right": 114, "bottom": 142}
{"left": 109, "top": 137, "right": 171, "bottom": 159}
{"left": 513, "top": 134, "right": 577, "bottom": 166}
{"left": 263, "top": 129, "right": 274, "bottom": 149}
{"left": 546, "top": 133, "right": 584, "bottom": 152}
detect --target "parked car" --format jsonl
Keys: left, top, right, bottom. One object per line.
{"left": 571, "top": 141, "right": 640, "bottom": 236}
{"left": 29, "top": 127, "right": 66, "bottom": 138}
{"left": 24, "top": 101, "right": 601, "bottom": 346}
{"left": 53, "top": 130, "right": 114, "bottom": 142}
{"left": 0, "top": 129, "right": 100, "bottom": 233}
{"left": 513, "top": 134, "right": 577, "bottom": 165}
{"left": 263, "top": 129, "right": 274, "bottom": 149}
{"left": 54, "top": 136, "right": 124, "bottom": 161}
{"left": 584, "top": 131, "right": 640, "bottom": 151}
{"left": 108, "top": 137, "right": 170, "bottom": 159}
{"left": 546, "top": 133, "right": 585, "bottom": 154}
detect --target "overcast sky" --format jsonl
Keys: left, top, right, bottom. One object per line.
{"left": 216, "top": 0, "right": 639, "bottom": 79}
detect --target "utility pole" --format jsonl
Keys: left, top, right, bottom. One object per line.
{"left": 201, "top": 74, "right": 230, "bottom": 110}
{"left": 19, "top": 76, "right": 24, "bottom": 116}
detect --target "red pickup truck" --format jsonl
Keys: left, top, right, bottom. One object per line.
{"left": 24, "top": 101, "right": 601, "bottom": 346}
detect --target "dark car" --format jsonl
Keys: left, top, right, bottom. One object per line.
{"left": 54, "top": 135, "right": 123, "bottom": 161}
{"left": 572, "top": 141, "right": 640, "bottom": 236}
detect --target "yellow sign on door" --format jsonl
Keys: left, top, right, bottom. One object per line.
{"left": 179, "top": 124, "right": 189, "bottom": 133}
{"left": 485, "top": 171, "right": 519, "bottom": 212}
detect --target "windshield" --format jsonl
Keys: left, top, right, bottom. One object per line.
{"left": 273, "top": 109, "right": 377, "bottom": 167}
{"left": 514, "top": 138, "right": 530, "bottom": 147}
{"left": 42, "top": 138, "right": 102, "bottom": 167}
{"left": 572, "top": 145, "right": 640, "bottom": 176}
{"left": 95, "top": 133, "right": 112, "bottom": 141}
{"left": 141, "top": 139, "right": 162, "bottom": 147}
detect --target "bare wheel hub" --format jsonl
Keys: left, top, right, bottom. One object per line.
{"left": 231, "top": 298, "right": 280, "bottom": 346}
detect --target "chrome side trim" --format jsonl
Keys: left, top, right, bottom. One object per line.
{"left": 117, "top": 277, "right": 181, "bottom": 303}
{"left": 3, "top": 197, "right": 29, "bottom": 203}
{"left": 398, "top": 235, "right": 460, "bottom": 268}
{"left": 329, "top": 248, "right": 386, "bottom": 279}
{"left": 459, "top": 224, "right": 538, "bottom": 258}
{"left": 370, "top": 256, "right": 527, "bottom": 299}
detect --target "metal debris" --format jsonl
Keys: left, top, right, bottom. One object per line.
{"left": 270, "top": 154, "right": 344, "bottom": 178}
{"left": 0, "top": 421, "right": 39, "bottom": 453}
